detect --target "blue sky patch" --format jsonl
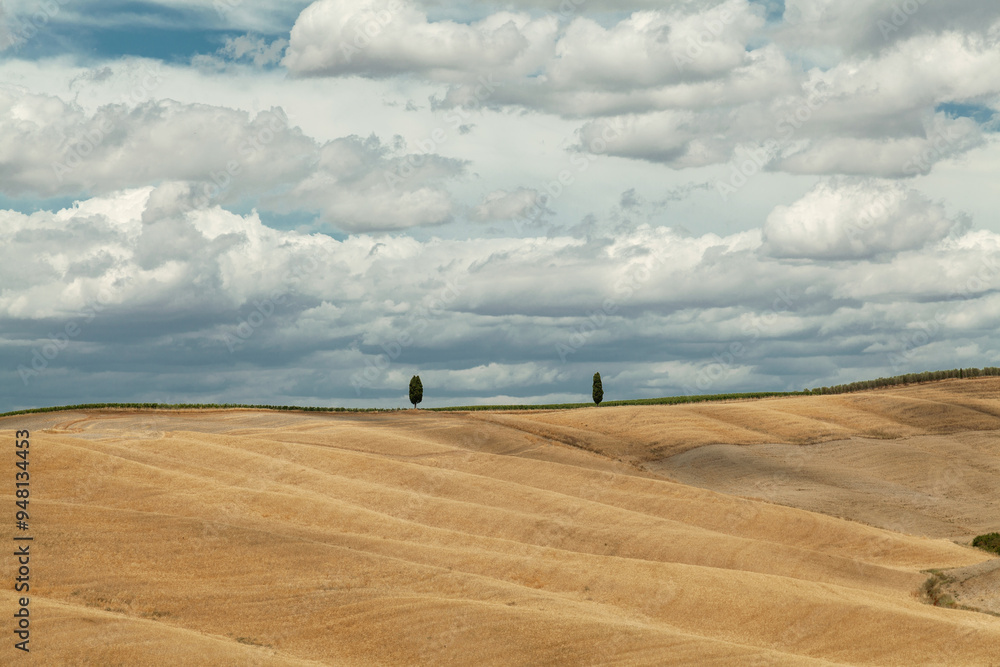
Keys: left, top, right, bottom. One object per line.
{"left": 2, "top": 0, "right": 299, "bottom": 62}
{"left": 937, "top": 102, "right": 997, "bottom": 127}
{"left": 750, "top": 0, "right": 785, "bottom": 23}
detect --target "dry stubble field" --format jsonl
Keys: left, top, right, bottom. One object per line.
{"left": 3, "top": 378, "right": 1000, "bottom": 665}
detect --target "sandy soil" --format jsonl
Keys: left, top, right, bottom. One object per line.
{"left": 936, "top": 559, "right": 1000, "bottom": 616}
{"left": 650, "top": 432, "right": 1000, "bottom": 621}
{"left": 648, "top": 433, "right": 1000, "bottom": 539}
{"left": 2, "top": 379, "right": 1000, "bottom": 664}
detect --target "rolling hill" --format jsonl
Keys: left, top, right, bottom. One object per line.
{"left": 3, "top": 378, "right": 1000, "bottom": 665}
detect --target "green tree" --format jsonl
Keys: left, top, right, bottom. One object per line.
{"left": 409, "top": 375, "right": 423, "bottom": 408}
{"left": 592, "top": 372, "right": 603, "bottom": 405}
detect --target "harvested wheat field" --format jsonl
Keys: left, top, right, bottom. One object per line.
{"left": 3, "top": 378, "right": 1000, "bottom": 665}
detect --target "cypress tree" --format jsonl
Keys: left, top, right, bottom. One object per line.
{"left": 409, "top": 375, "right": 423, "bottom": 409}
{"left": 592, "top": 372, "right": 604, "bottom": 405}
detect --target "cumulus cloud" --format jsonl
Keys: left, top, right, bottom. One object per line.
{"left": 216, "top": 34, "right": 289, "bottom": 66}
{"left": 574, "top": 26, "right": 998, "bottom": 175}
{"left": 285, "top": 0, "right": 776, "bottom": 114}
{"left": 472, "top": 188, "right": 546, "bottom": 222}
{"left": 284, "top": 0, "right": 558, "bottom": 80}
{"left": 578, "top": 110, "right": 737, "bottom": 168}
{"left": 771, "top": 116, "right": 984, "bottom": 177}
{"left": 780, "top": 0, "right": 1000, "bottom": 56}
{"left": 0, "top": 88, "right": 463, "bottom": 232}
{"left": 546, "top": 3, "right": 765, "bottom": 89}
{"left": 286, "top": 135, "right": 464, "bottom": 231}
{"left": 382, "top": 362, "right": 568, "bottom": 393}
{"left": 0, "top": 89, "right": 312, "bottom": 197}
{"left": 6, "top": 182, "right": 1000, "bottom": 410}
{"left": 282, "top": 1, "right": 1000, "bottom": 178}
{"left": 761, "top": 180, "right": 965, "bottom": 260}
{"left": 4, "top": 0, "right": 1000, "bottom": 412}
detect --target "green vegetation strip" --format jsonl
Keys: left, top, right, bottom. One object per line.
{"left": 972, "top": 533, "right": 1000, "bottom": 555}
{"left": 427, "top": 392, "right": 800, "bottom": 411}
{"left": 3, "top": 367, "right": 999, "bottom": 417}
{"left": 0, "top": 403, "right": 399, "bottom": 418}
{"left": 806, "top": 366, "right": 1000, "bottom": 395}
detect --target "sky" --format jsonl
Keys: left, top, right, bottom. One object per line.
{"left": 1, "top": 0, "right": 999, "bottom": 411}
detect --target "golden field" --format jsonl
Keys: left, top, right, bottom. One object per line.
{"left": 3, "top": 378, "right": 1000, "bottom": 665}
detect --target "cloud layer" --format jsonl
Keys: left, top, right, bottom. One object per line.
{"left": 3, "top": 183, "right": 998, "bottom": 409}
{"left": 1, "top": 0, "right": 999, "bottom": 410}
{"left": 284, "top": 0, "right": 1000, "bottom": 177}
{"left": 0, "top": 85, "right": 463, "bottom": 232}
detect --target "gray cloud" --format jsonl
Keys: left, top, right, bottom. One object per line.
{"left": 284, "top": 0, "right": 559, "bottom": 80}
{"left": 779, "top": 0, "right": 1000, "bottom": 57}
{"left": 2, "top": 0, "right": 1000, "bottom": 411}
{"left": 472, "top": 188, "right": 547, "bottom": 221}
{"left": 0, "top": 88, "right": 464, "bottom": 232}
{"left": 285, "top": 1, "right": 771, "bottom": 99}
{"left": 3, "top": 183, "right": 1000, "bottom": 410}
{"left": 285, "top": 0, "right": 1000, "bottom": 178}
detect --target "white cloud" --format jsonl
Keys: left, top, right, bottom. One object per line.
{"left": 0, "top": 86, "right": 314, "bottom": 197}
{"left": 772, "top": 115, "right": 984, "bottom": 177}
{"left": 217, "top": 34, "right": 289, "bottom": 66}
{"left": 286, "top": 135, "right": 463, "bottom": 231}
{"left": 3, "top": 183, "right": 1000, "bottom": 407}
{"left": 780, "top": 0, "right": 1000, "bottom": 57}
{"left": 761, "top": 179, "right": 964, "bottom": 260}
{"left": 547, "top": 3, "right": 764, "bottom": 90}
{"left": 384, "top": 362, "right": 567, "bottom": 392}
{"left": 284, "top": 1, "right": 775, "bottom": 114}
{"left": 572, "top": 26, "right": 1000, "bottom": 175}
{"left": 0, "top": 87, "right": 464, "bottom": 232}
{"left": 4, "top": 0, "right": 1000, "bottom": 410}
{"left": 284, "top": 1, "right": 1000, "bottom": 178}
{"left": 472, "top": 188, "right": 545, "bottom": 221}
{"left": 284, "top": 0, "right": 558, "bottom": 80}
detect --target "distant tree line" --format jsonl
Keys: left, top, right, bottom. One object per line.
{"left": 0, "top": 403, "right": 402, "bottom": 418}
{"left": 9, "top": 367, "right": 1000, "bottom": 419}
{"left": 805, "top": 367, "right": 1000, "bottom": 395}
